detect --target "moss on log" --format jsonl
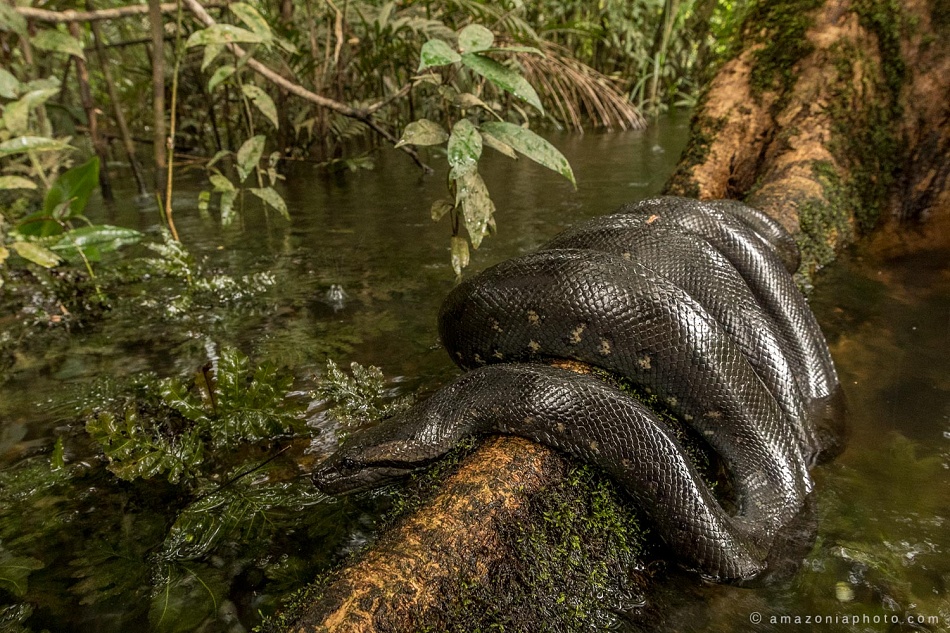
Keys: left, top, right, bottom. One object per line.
{"left": 279, "top": 1, "right": 948, "bottom": 630}
{"left": 666, "top": 0, "right": 949, "bottom": 276}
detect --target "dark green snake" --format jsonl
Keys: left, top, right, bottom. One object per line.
{"left": 313, "top": 196, "right": 844, "bottom": 581}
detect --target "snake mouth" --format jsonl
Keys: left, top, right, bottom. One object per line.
{"left": 312, "top": 461, "right": 428, "bottom": 495}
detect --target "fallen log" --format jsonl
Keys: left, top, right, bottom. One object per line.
{"left": 279, "top": 1, "right": 948, "bottom": 630}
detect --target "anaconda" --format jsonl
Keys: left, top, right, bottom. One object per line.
{"left": 312, "top": 196, "right": 843, "bottom": 581}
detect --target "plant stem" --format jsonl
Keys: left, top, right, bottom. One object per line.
{"left": 163, "top": 0, "right": 184, "bottom": 242}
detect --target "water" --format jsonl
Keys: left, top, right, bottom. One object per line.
{"left": 1, "top": 110, "right": 948, "bottom": 631}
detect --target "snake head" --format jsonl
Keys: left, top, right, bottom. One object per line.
{"left": 311, "top": 441, "right": 429, "bottom": 495}
{"left": 311, "top": 410, "right": 451, "bottom": 495}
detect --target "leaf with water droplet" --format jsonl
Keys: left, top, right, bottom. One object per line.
{"left": 242, "top": 84, "right": 279, "bottom": 129}
{"left": 236, "top": 135, "right": 266, "bottom": 181}
{"left": 457, "top": 24, "right": 493, "bottom": 53}
{"left": 394, "top": 119, "right": 448, "bottom": 148}
{"left": 185, "top": 24, "right": 264, "bottom": 48}
{"left": 229, "top": 3, "right": 273, "bottom": 42}
{"left": 207, "top": 64, "right": 235, "bottom": 92}
{"left": 249, "top": 186, "right": 289, "bottom": 220}
{"left": 447, "top": 119, "right": 482, "bottom": 179}
{"left": 479, "top": 122, "right": 575, "bottom": 187}
{"left": 461, "top": 53, "right": 544, "bottom": 114}
{"left": 454, "top": 169, "right": 494, "bottom": 249}
{"left": 32, "top": 29, "right": 85, "bottom": 59}
{"left": 418, "top": 39, "right": 461, "bottom": 71}
{"left": 450, "top": 235, "right": 469, "bottom": 276}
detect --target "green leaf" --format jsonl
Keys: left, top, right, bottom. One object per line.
{"left": 51, "top": 224, "right": 144, "bottom": 256}
{"left": 249, "top": 187, "right": 289, "bottom": 220}
{"left": 229, "top": 3, "right": 273, "bottom": 41}
{"left": 457, "top": 24, "right": 493, "bottom": 54}
{"left": 430, "top": 198, "right": 453, "bottom": 221}
{"left": 241, "top": 84, "right": 278, "bottom": 129}
{"left": 479, "top": 122, "right": 575, "bottom": 187}
{"left": 0, "top": 68, "right": 20, "bottom": 99}
{"left": 45, "top": 156, "right": 99, "bottom": 218}
{"left": 17, "top": 157, "right": 99, "bottom": 236}
{"left": 0, "top": 550, "right": 43, "bottom": 597}
{"left": 394, "top": 119, "right": 448, "bottom": 148}
{"left": 482, "top": 46, "right": 544, "bottom": 55}
{"left": 454, "top": 170, "right": 494, "bottom": 249}
{"left": 0, "top": 246, "right": 8, "bottom": 266}
{"left": 10, "top": 242, "right": 61, "bottom": 268}
{"left": 2, "top": 89, "right": 59, "bottom": 135}
{"left": 185, "top": 24, "right": 264, "bottom": 48}
{"left": 460, "top": 53, "right": 544, "bottom": 114}
{"left": 149, "top": 563, "right": 227, "bottom": 632}
{"left": 208, "top": 173, "right": 235, "bottom": 193}
{"left": 0, "top": 136, "right": 70, "bottom": 157}
{"left": 0, "top": 3, "right": 28, "bottom": 36}
{"left": 0, "top": 175, "right": 37, "bottom": 190}
{"left": 479, "top": 129, "right": 518, "bottom": 159}
{"left": 236, "top": 135, "right": 265, "bottom": 181}
{"left": 206, "top": 149, "right": 231, "bottom": 169}
{"left": 219, "top": 190, "right": 237, "bottom": 226}
{"left": 207, "top": 65, "right": 235, "bottom": 92}
{"left": 32, "top": 29, "right": 85, "bottom": 60}
{"left": 447, "top": 119, "right": 482, "bottom": 179}
{"left": 200, "top": 44, "right": 222, "bottom": 71}
{"left": 418, "top": 39, "right": 461, "bottom": 71}
{"left": 51, "top": 437, "right": 65, "bottom": 470}
{"left": 450, "top": 235, "right": 469, "bottom": 276}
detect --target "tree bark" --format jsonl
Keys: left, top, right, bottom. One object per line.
{"left": 282, "top": 1, "right": 948, "bottom": 631}
{"left": 665, "top": 0, "right": 949, "bottom": 276}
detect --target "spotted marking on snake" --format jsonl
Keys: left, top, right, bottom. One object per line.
{"left": 599, "top": 338, "right": 612, "bottom": 355}
{"left": 493, "top": 351, "right": 504, "bottom": 360}
{"left": 705, "top": 410, "right": 722, "bottom": 419}
{"left": 569, "top": 323, "right": 586, "bottom": 344}
{"left": 490, "top": 319, "right": 504, "bottom": 333}
{"left": 527, "top": 310, "right": 540, "bottom": 325}
{"left": 528, "top": 340, "right": 541, "bottom": 353}
{"left": 638, "top": 355, "right": 652, "bottom": 369}
{"left": 589, "top": 441, "right": 600, "bottom": 453}
{"left": 556, "top": 422, "right": 566, "bottom": 433}
{"left": 666, "top": 396, "right": 678, "bottom": 408}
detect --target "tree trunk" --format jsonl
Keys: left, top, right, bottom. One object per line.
{"left": 280, "top": 1, "right": 948, "bottom": 631}
{"left": 665, "top": 0, "right": 949, "bottom": 277}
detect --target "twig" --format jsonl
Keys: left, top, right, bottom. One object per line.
{"left": 15, "top": 1, "right": 225, "bottom": 23}
{"left": 181, "top": 0, "right": 432, "bottom": 173}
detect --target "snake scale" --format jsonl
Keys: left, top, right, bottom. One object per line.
{"left": 313, "top": 196, "right": 845, "bottom": 581}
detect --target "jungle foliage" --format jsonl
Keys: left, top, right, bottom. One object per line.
{"left": 1, "top": 0, "right": 753, "bottom": 277}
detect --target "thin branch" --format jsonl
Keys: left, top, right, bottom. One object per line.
{"left": 181, "top": 0, "right": 431, "bottom": 173}
{"left": 15, "top": 1, "right": 224, "bottom": 23}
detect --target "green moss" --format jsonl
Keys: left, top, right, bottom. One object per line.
{"left": 419, "top": 463, "right": 649, "bottom": 633}
{"left": 664, "top": 114, "right": 727, "bottom": 197}
{"left": 852, "top": 0, "right": 907, "bottom": 101}
{"left": 743, "top": 0, "right": 824, "bottom": 101}
{"left": 795, "top": 162, "right": 856, "bottom": 274}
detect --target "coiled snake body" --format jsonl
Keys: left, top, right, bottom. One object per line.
{"left": 313, "top": 196, "right": 845, "bottom": 581}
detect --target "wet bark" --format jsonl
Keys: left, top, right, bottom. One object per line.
{"left": 665, "top": 0, "right": 949, "bottom": 275}
{"left": 283, "top": 1, "right": 948, "bottom": 631}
